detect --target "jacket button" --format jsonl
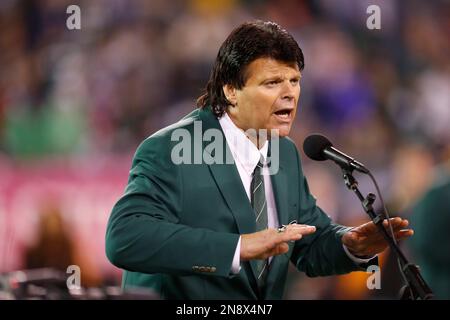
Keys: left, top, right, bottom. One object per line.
{"left": 210, "top": 267, "right": 216, "bottom": 272}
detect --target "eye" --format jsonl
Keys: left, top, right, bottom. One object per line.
{"left": 290, "top": 78, "right": 300, "bottom": 85}
{"left": 265, "top": 80, "right": 280, "bottom": 87}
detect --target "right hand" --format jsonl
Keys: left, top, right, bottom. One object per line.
{"left": 240, "top": 224, "right": 316, "bottom": 261}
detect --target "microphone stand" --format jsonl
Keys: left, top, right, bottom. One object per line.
{"left": 341, "top": 168, "right": 434, "bottom": 300}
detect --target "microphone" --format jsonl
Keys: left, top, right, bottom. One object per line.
{"left": 303, "top": 134, "right": 369, "bottom": 174}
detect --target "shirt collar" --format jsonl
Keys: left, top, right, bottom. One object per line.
{"left": 218, "top": 112, "right": 268, "bottom": 176}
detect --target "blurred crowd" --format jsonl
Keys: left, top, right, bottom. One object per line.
{"left": 0, "top": 0, "right": 449, "bottom": 299}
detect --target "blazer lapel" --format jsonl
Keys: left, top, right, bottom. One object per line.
{"left": 208, "top": 163, "right": 257, "bottom": 234}
{"left": 199, "top": 108, "right": 261, "bottom": 285}
{"left": 270, "top": 162, "right": 289, "bottom": 227}
{"left": 264, "top": 143, "right": 290, "bottom": 298}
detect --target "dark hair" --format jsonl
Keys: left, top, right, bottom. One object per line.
{"left": 196, "top": 20, "right": 305, "bottom": 118}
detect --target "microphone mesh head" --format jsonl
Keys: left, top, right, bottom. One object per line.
{"left": 303, "top": 134, "right": 333, "bottom": 161}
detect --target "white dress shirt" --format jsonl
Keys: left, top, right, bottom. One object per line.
{"left": 218, "top": 113, "right": 372, "bottom": 274}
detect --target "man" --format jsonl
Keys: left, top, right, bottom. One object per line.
{"left": 409, "top": 158, "right": 450, "bottom": 299}
{"left": 105, "top": 21, "right": 413, "bottom": 300}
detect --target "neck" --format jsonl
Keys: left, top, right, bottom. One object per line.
{"left": 246, "top": 132, "right": 266, "bottom": 150}
{"left": 226, "top": 111, "right": 266, "bottom": 150}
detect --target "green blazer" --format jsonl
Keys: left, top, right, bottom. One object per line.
{"left": 105, "top": 107, "right": 370, "bottom": 300}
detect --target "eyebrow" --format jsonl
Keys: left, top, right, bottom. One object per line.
{"left": 261, "top": 74, "right": 301, "bottom": 83}
{"left": 263, "top": 76, "right": 283, "bottom": 82}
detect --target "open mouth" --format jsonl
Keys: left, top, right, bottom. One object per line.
{"left": 273, "top": 108, "right": 293, "bottom": 120}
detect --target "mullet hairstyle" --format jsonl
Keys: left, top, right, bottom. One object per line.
{"left": 196, "top": 20, "right": 305, "bottom": 118}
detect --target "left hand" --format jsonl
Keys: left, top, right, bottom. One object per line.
{"left": 342, "top": 217, "right": 414, "bottom": 257}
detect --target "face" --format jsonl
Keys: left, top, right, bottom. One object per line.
{"left": 224, "top": 57, "right": 301, "bottom": 139}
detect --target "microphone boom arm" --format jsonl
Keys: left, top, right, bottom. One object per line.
{"left": 341, "top": 167, "right": 434, "bottom": 300}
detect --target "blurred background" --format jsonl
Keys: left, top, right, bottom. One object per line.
{"left": 0, "top": 0, "right": 449, "bottom": 299}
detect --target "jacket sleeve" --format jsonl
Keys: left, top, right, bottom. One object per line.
{"left": 289, "top": 145, "right": 377, "bottom": 276}
{"left": 105, "top": 133, "right": 239, "bottom": 277}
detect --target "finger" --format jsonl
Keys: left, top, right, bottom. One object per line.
{"left": 298, "top": 225, "right": 317, "bottom": 235}
{"left": 394, "top": 229, "right": 414, "bottom": 239}
{"left": 275, "top": 243, "right": 289, "bottom": 255}
{"left": 382, "top": 217, "right": 404, "bottom": 228}
{"left": 342, "top": 231, "right": 360, "bottom": 248}
{"left": 284, "top": 225, "right": 316, "bottom": 240}
{"left": 287, "top": 224, "right": 317, "bottom": 235}
{"left": 267, "top": 228, "right": 299, "bottom": 245}
{"left": 274, "top": 225, "right": 316, "bottom": 244}
{"left": 265, "top": 243, "right": 289, "bottom": 258}
{"left": 383, "top": 219, "right": 409, "bottom": 233}
{"left": 354, "top": 221, "right": 377, "bottom": 234}
{"left": 382, "top": 217, "right": 401, "bottom": 225}
{"left": 289, "top": 224, "right": 313, "bottom": 228}
{"left": 278, "top": 228, "right": 303, "bottom": 243}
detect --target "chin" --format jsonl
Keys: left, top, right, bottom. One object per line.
{"left": 269, "top": 125, "right": 291, "bottom": 138}
{"left": 278, "top": 130, "right": 290, "bottom": 137}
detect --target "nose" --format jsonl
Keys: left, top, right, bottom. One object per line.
{"left": 280, "top": 81, "right": 296, "bottom": 101}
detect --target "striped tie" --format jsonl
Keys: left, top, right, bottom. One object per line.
{"left": 250, "top": 157, "right": 268, "bottom": 288}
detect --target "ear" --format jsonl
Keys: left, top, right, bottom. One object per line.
{"left": 222, "top": 84, "right": 238, "bottom": 106}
